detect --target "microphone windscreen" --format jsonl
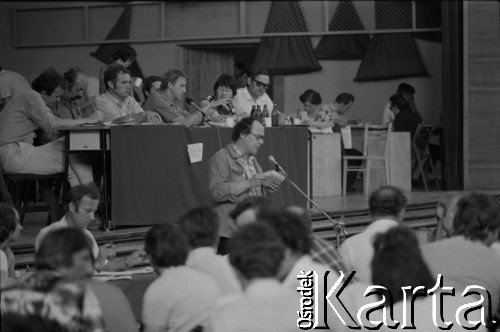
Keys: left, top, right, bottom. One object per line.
{"left": 185, "top": 97, "right": 193, "bottom": 105}
{"left": 268, "top": 155, "right": 276, "bottom": 164}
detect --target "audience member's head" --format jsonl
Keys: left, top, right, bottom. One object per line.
{"left": 213, "top": 74, "right": 237, "bottom": 99}
{"left": 103, "top": 64, "right": 132, "bottom": 99}
{"left": 145, "top": 223, "right": 189, "bottom": 269}
{"left": 299, "top": 89, "right": 322, "bottom": 114}
{"left": 177, "top": 207, "right": 219, "bottom": 249}
{"left": 112, "top": 46, "right": 137, "bottom": 68}
{"left": 0, "top": 203, "right": 22, "bottom": 243}
{"left": 453, "top": 193, "right": 500, "bottom": 246}
{"left": 35, "top": 228, "right": 95, "bottom": 280}
{"left": 371, "top": 226, "right": 434, "bottom": 304}
{"left": 434, "top": 194, "right": 462, "bottom": 240}
{"left": 284, "top": 205, "right": 313, "bottom": 233}
{"left": 334, "top": 92, "right": 355, "bottom": 114}
{"left": 63, "top": 67, "right": 88, "bottom": 101}
{"left": 231, "top": 117, "right": 265, "bottom": 156}
{"left": 396, "top": 83, "right": 415, "bottom": 102}
{"left": 229, "top": 222, "right": 285, "bottom": 284}
{"left": 248, "top": 69, "right": 270, "bottom": 99}
{"left": 0, "top": 226, "right": 10, "bottom": 249}
{"left": 64, "top": 183, "right": 100, "bottom": 230}
{"left": 229, "top": 196, "right": 271, "bottom": 228}
{"left": 159, "top": 69, "right": 187, "bottom": 101}
{"left": 32, "top": 68, "right": 64, "bottom": 107}
{"left": 142, "top": 75, "right": 161, "bottom": 98}
{"left": 235, "top": 69, "right": 250, "bottom": 89}
{"left": 369, "top": 186, "right": 407, "bottom": 221}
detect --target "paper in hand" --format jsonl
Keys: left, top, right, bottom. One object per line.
{"left": 263, "top": 170, "right": 285, "bottom": 183}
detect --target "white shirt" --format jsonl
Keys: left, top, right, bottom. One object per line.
{"left": 208, "top": 278, "right": 302, "bottom": 332}
{"left": 339, "top": 218, "right": 399, "bottom": 283}
{"left": 186, "top": 247, "right": 242, "bottom": 295}
{"left": 382, "top": 101, "right": 395, "bottom": 125}
{"left": 232, "top": 87, "right": 273, "bottom": 118}
{"left": 142, "top": 265, "right": 221, "bottom": 332}
{"left": 35, "top": 216, "right": 100, "bottom": 260}
{"left": 0, "top": 249, "right": 8, "bottom": 272}
{"left": 95, "top": 91, "right": 143, "bottom": 122}
{"left": 0, "top": 69, "right": 31, "bottom": 99}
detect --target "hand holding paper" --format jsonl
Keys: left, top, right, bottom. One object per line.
{"left": 262, "top": 170, "right": 285, "bottom": 192}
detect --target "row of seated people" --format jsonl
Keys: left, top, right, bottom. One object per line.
{"left": 1, "top": 185, "right": 500, "bottom": 331}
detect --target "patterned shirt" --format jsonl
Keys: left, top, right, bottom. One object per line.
{"left": 310, "top": 235, "right": 346, "bottom": 274}
{"left": 95, "top": 91, "right": 143, "bottom": 122}
{"left": 232, "top": 144, "right": 262, "bottom": 197}
{"left": 143, "top": 89, "right": 190, "bottom": 123}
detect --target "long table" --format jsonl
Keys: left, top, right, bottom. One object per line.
{"left": 110, "top": 125, "right": 309, "bottom": 226}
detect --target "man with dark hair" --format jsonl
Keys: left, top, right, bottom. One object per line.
{"left": 0, "top": 68, "right": 99, "bottom": 186}
{"left": 0, "top": 66, "right": 30, "bottom": 110}
{"left": 422, "top": 193, "right": 500, "bottom": 316}
{"left": 177, "top": 206, "right": 241, "bottom": 294}
{"left": 98, "top": 46, "right": 137, "bottom": 94}
{"left": 141, "top": 75, "right": 161, "bottom": 100}
{"left": 208, "top": 222, "right": 300, "bottom": 332}
{"left": 54, "top": 67, "right": 96, "bottom": 120}
{"left": 35, "top": 183, "right": 145, "bottom": 271}
{"left": 0, "top": 203, "right": 22, "bottom": 279}
{"left": 233, "top": 69, "right": 274, "bottom": 118}
{"left": 143, "top": 69, "right": 205, "bottom": 126}
{"left": 142, "top": 223, "right": 220, "bottom": 332}
{"left": 339, "top": 185, "right": 407, "bottom": 283}
{"left": 382, "top": 82, "right": 422, "bottom": 125}
{"left": 209, "top": 117, "right": 282, "bottom": 254}
{"left": 95, "top": 64, "right": 160, "bottom": 123}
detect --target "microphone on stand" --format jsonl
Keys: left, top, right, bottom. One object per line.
{"left": 186, "top": 97, "right": 222, "bottom": 149}
{"left": 268, "top": 155, "right": 347, "bottom": 247}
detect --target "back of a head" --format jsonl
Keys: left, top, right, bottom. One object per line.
{"left": 177, "top": 207, "right": 219, "bottom": 249}
{"left": 371, "top": 226, "right": 434, "bottom": 303}
{"left": 0, "top": 225, "right": 10, "bottom": 245}
{"left": 259, "top": 208, "right": 312, "bottom": 255}
{"left": 369, "top": 186, "right": 407, "bottom": 220}
{"left": 453, "top": 193, "right": 500, "bottom": 242}
{"left": 396, "top": 83, "right": 415, "bottom": 96}
{"left": 299, "top": 89, "right": 322, "bottom": 105}
{"left": 142, "top": 75, "right": 162, "bottom": 96}
{"left": 31, "top": 68, "right": 63, "bottom": 95}
{"left": 103, "top": 64, "right": 130, "bottom": 91}
{"left": 229, "top": 195, "right": 270, "bottom": 221}
{"left": 65, "top": 183, "right": 100, "bottom": 212}
{"left": 229, "top": 222, "right": 285, "bottom": 280}
{"left": 389, "top": 93, "right": 410, "bottom": 111}
{"left": 159, "top": 69, "right": 187, "bottom": 90}
{"left": 0, "top": 203, "right": 18, "bottom": 234}
{"left": 112, "top": 46, "right": 137, "bottom": 62}
{"left": 335, "top": 92, "right": 355, "bottom": 105}
{"left": 35, "top": 228, "right": 94, "bottom": 271}
{"left": 284, "top": 205, "right": 312, "bottom": 233}
{"left": 145, "top": 223, "right": 188, "bottom": 268}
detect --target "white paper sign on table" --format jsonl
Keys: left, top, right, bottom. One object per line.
{"left": 187, "top": 143, "right": 203, "bottom": 163}
{"left": 340, "top": 125, "right": 352, "bottom": 149}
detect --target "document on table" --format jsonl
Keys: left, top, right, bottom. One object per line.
{"left": 94, "top": 266, "right": 154, "bottom": 277}
{"left": 340, "top": 125, "right": 352, "bottom": 149}
{"left": 187, "top": 143, "right": 203, "bottom": 163}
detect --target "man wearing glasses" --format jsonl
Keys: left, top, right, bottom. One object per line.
{"left": 208, "top": 117, "right": 281, "bottom": 254}
{"left": 233, "top": 69, "right": 274, "bottom": 118}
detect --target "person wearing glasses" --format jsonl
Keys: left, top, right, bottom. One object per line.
{"left": 233, "top": 69, "right": 274, "bottom": 118}
{"left": 208, "top": 117, "right": 282, "bottom": 254}
{"left": 0, "top": 69, "right": 99, "bottom": 186}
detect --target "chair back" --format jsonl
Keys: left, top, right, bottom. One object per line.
{"left": 362, "top": 123, "right": 392, "bottom": 159}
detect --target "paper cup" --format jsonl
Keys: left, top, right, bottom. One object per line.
{"left": 226, "top": 117, "right": 235, "bottom": 127}
{"left": 263, "top": 117, "right": 272, "bottom": 127}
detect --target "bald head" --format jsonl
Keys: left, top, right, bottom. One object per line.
{"left": 369, "top": 186, "right": 407, "bottom": 221}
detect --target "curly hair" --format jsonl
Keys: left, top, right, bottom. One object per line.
{"left": 142, "top": 75, "right": 161, "bottom": 96}
{"left": 31, "top": 68, "right": 64, "bottom": 95}
{"left": 103, "top": 64, "right": 131, "bottom": 90}
{"left": 335, "top": 92, "right": 355, "bottom": 105}
{"left": 213, "top": 74, "right": 237, "bottom": 97}
{"left": 453, "top": 193, "right": 500, "bottom": 242}
{"left": 112, "top": 46, "right": 137, "bottom": 62}
{"left": 299, "top": 89, "right": 322, "bottom": 105}
{"left": 231, "top": 116, "right": 260, "bottom": 142}
{"left": 145, "top": 223, "right": 188, "bottom": 268}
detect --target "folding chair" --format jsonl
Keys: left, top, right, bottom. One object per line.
{"left": 342, "top": 124, "right": 391, "bottom": 195}
{"left": 411, "top": 124, "right": 440, "bottom": 191}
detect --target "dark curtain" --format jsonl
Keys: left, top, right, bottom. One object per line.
{"left": 252, "top": 1, "right": 321, "bottom": 75}
{"left": 315, "top": 0, "right": 371, "bottom": 60}
{"left": 441, "top": 1, "right": 463, "bottom": 189}
{"left": 90, "top": 4, "right": 143, "bottom": 78}
{"left": 354, "top": 1, "right": 428, "bottom": 81}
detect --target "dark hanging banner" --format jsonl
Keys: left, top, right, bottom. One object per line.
{"left": 252, "top": 1, "right": 321, "bottom": 75}
{"left": 354, "top": 1, "right": 428, "bottom": 81}
{"left": 315, "top": 0, "right": 371, "bottom": 60}
{"left": 90, "top": 4, "right": 143, "bottom": 78}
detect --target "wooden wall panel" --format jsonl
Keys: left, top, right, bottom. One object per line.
{"left": 465, "top": 1, "right": 500, "bottom": 190}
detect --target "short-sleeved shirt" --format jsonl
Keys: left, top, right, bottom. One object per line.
{"left": 0, "top": 90, "right": 63, "bottom": 146}
{"left": 232, "top": 87, "right": 273, "bottom": 119}
{"left": 143, "top": 89, "right": 190, "bottom": 123}
{"left": 95, "top": 91, "right": 143, "bottom": 122}
{"left": 0, "top": 69, "right": 31, "bottom": 99}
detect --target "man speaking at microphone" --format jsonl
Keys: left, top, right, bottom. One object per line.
{"left": 209, "top": 117, "right": 283, "bottom": 254}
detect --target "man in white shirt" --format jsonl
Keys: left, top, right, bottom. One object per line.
{"left": 0, "top": 67, "right": 31, "bottom": 110}
{"left": 95, "top": 65, "right": 161, "bottom": 124}
{"left": 177, "top": 206, "right": 242, "bottom": 295}
{"left": 233, "top": 69, "right": 274, "bottom": 118}
{"left": 339, "top": 185, "right": 408, "bottom": 283}
{"left": 35, "top": 183, "right": 146, "bottom": 271}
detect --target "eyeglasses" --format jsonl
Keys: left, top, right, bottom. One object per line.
{"left": 249, "top": 131, "right": 265, "bottom": 141}
{"left": 253, "top": 79, "right": 269, "bottom": 90}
